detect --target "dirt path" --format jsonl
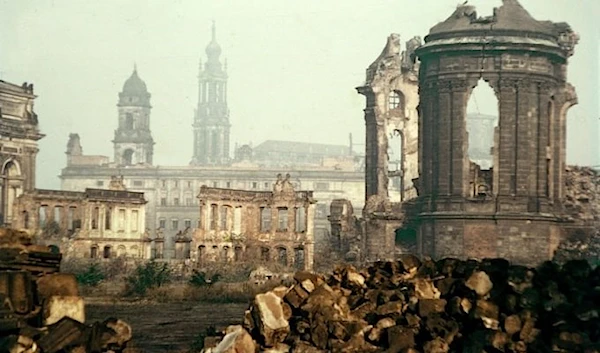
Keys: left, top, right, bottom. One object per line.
{"left": 85, "top": 298, "right": 248, "bottom": 353}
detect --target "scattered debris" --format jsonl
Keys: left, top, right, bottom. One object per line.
{"left": 0, "top": 228, "right": 132, "bottom": 352}
{"left": 203, "top": 255, "right": 600, "bottom": 352}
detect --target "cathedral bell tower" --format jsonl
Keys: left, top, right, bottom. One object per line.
{"left": 113, "top": 66, "right": 155, "bottom": 166}
{"left": 191, "top": 22, "right": 231, "bottom": 165}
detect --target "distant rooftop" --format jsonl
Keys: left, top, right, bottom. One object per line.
{"left": 254, "top": 140, "right": 350, "bottom": 156}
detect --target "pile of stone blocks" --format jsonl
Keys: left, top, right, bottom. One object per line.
{"left": 0, "top": 228, "right": 132, "bottom": 353}
{"left": 204, "top": 255, "right": 600, "bottom": 352}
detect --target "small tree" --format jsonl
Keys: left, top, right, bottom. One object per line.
{"left": 126, "top": 261, "right": 172, "bottom": 296}
{"left": 75, "top": 263, "right": 105, "bottom": 287}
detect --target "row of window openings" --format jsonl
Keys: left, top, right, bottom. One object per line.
{"left": 90, "top": 245, "right": 138, "bottom": 259}
{"left": 197, "top": 245, "right": 305, "bottom": 268}
{"left": 160, "top": 197, "right": 196, "bottom": 206}
{"left": 203, "top": 205, "right": 306, "bottom": 233}
{"left": 37, "top": 206, "right": 138, "bottom": 232}
{"left": 159, "top": 219, "right": 194, "bottom": 230}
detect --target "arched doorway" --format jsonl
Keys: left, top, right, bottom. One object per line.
{"left": 0, "top": 160, "right": 23, "bottom": 225}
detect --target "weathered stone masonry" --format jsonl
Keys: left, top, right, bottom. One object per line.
{"left": 193, "top": 175, "right": 316, "bottom": 270}
{"left": 413, "top": 0, "right": 579, "bottom": 265}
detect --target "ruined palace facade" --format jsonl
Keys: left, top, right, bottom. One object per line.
{"left": 0, "top": 80, "right": 43, "bottom": 226}
{"left": 192, "top": 175, "right": 316, "bottom": 270}
{"left": 14, "top": 177, "right": 150, "bottom": 260}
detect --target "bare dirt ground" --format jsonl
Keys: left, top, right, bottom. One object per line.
{"left": 85, "top": 297, "right": 248, "bottom": 353}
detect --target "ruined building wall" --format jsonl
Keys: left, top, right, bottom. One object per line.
{"left": 192, "top": 175, "right": 316, "bottom": 270}
{"left": 13, "top": 187, "right": 150, "bottom": 260}
{"left": 354, "top": 34, "right": 421, "bottom": 261}
{"left": 0, "top": 81, "right": 44, "bottom": 227}
{"left": 414, "top": 1, "right": 580, "bottom": 265}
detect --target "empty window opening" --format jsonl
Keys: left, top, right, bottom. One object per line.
{"left": 220, "top": 206, "right": 230, "bottom": 231}
{"left": 233, "top": 207, "right": 242, "bottom": 234}
{"left": 67, "top": 207, "right": 75, "bottom": 231}
{"left": 22, "top": 211, "right": 29, "bottom": 228}
{"left": 172, "top": 219, "right": 179, "bottom": 230}
{"left": 92, "top": 207, "right": 99, "bottom": 229}
{"left": 38, "top": 206, "right": 47, "bottom": 228}
{"left": 198, "top": 245, "right": 206, "bottom": 264}
{"left": 260, "top": 207, "right": 271, "bottom": 232}
{"left": 103, "top": 245, "right": 112, "bottom": 259}
{"left": 117, "top": 245, "right": 127, "bottom": 257}
{"left": 174, "top": 198, "right": 180, "bottom": 206}
{"left": 105, "top": 208, "right": 112, "bottom": 230}
{"left": 388, "top": 129, "right": 404, "bottom": 202}
{"left": 294, "top": 247, "right": 305, "bottom": 269}
{"left": 210, "top": 204, "right": 218, "bottom": 230}
{"left": 90, "top": 246, "right": 98, "bottom": 259}
{"left": 295, "top": 206, "right": 306, "bottom": 232}
{"left": 54, "top": 206, "right": 63, "bottom": 224}
{"left": 395, "top": 228, "right": 417, "bottom": 254}
{"left": 160, "top": 198, "right": 166, "bottom": 206}
{"left": 234, "top": 246, "right": 243, "bottom": 262}
{"left": 184, "top": 219, "right": 192, "bottom": 229}
{"left": 388, "top": 91, "right": 404, "bottom": 110}
{"left": 159, "top": 219, "right": 166, "bottom": 229}
{"left": 277, "top": 208, "right": 288, "bottom": 232}
{"left": 466, "top": 79, "right": 499, "bottom": 197}
{"left": 118, "top": 209, "right": 126, "bottom": 230}
{"left": 122, "top": 149, "right": 134, "bottom": 166}
{"left": 277, "top": 247, "right": 288, "bottom": 266}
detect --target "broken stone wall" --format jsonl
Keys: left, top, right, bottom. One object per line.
{"left": 193, "top": 174, "right": 317, "bottom": 270}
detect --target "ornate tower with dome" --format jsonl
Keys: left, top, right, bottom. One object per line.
{"left": 191, "top": 22, "right": 231, "bottom": 166}
{"left": 113, "top": 66, "right": 155, "bottom": 166}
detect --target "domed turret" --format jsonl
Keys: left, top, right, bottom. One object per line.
{"left": 118, "top": 65, "right": 151, "bottom": 107}
{"left": 122, "top": 67, "right": 148, "bottom": 95}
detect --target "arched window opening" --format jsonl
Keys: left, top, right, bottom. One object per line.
{"left": 122, "top": 149, "right": 134, "bottom": 166}
{"left": 388, "top": 91, "right": 404, "bottom": 111}
{"left": 220, "top": 206, "right": 230, "bottom": 231}
{"left": 103, "top": 245, "right": 112, "bottom": 259}
{"left": 388, "top": 129, "right": 404, "bottom": 202}
{"left": 54, "top": 206, "right": 63, "bottom": 224}
{"left": 130, "top": 245, "right": 139, "bottom": 258}
{"left": 260, "top": 247, "right": 270, "bottom": 262}
{"left": 233, "top": 207, "right": 242, "bottom": 234}
{"left": 466, "top": 79, "right": 499, "bottom": 198}
{"left": 23, "top": 211, "right": 29, "bottom": 229}
{"left": 546, "top": 98, "right": 555, "bottom": 198}
{"left": 125, "top": 113, "right": 134, "bottom": 130}
{"left": 395, "top": 227, "right": 417, "bottom": 254}
{"left": 117, "top": 245, "right": 126, "bottom": 257}
{"left": 294, "top": 247, "right": 305, "bottom": 269}
{"left": 210, "top": 204, "right": 218, "bottom": 230}
{"left": 277, "top": 247, "right": 288, "bottom": 266}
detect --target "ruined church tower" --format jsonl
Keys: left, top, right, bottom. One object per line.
{"left": 113, "top": 66, "right": 155, "bottom": 166}
{"left": 191, "top": 22, "right": 231, "bottom": 166}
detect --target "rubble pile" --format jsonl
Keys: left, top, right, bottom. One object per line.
{"left": 206, "top": 256, "right": 600, "bottom": 353}
{"left": 0, "top": 228, "right": 132, "bottom": 353}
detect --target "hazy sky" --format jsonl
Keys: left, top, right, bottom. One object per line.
{"left": 1, "top": 0, "right": 598, "bottom": 189}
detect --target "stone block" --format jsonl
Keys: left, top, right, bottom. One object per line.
{"left": 253, "top": 292, "right": 290, "bottom": 347}
{"left": 42, "top": 296, "right": 85, "bottom": 326}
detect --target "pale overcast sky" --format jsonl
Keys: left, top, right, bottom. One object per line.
{"left": 1, "top": 0, "right": 598, "bottom": 189}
